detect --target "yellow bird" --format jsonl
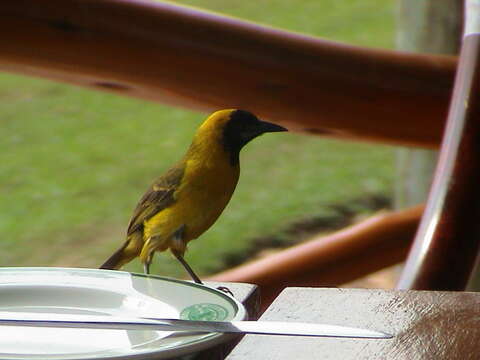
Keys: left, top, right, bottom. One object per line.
{"left": 100, "top": 109, "right": 287, "bottom": 284}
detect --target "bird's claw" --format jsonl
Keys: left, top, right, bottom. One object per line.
{"left": 216, "top": 286, "right": 234, "bottom": 297}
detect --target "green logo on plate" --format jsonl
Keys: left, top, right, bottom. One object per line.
{"left": 180, "top": 303, "right": 229, "bottom": 321}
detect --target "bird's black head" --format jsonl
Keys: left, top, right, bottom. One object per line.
{"left": 222, "top": 110, "right": 288, "bottom": 165}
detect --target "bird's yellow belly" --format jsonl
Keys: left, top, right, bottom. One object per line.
{"left": 143, "top": 159, "right": 239, "bottom": 252}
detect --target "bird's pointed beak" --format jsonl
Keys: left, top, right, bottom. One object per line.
{"left": 258, "top": 120, "right": 288, "bottom": 133}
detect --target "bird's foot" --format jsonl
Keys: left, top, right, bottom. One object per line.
{"left": 216, "top": 286, "right": 234, "bottom": 297}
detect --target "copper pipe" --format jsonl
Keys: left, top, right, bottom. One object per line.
{"left": 0, "top": 0, "right": 455, "bottom": 147}
{"left": 210, "top": 205, "right": 423, "bottom": 310}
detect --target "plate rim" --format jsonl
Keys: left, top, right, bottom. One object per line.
{"left": 0, "top": 267, "right": 248, "bottom": 360}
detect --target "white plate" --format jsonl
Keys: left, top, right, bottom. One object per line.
{"left": 0, "top": 267, "right": 247, "bottom": 360}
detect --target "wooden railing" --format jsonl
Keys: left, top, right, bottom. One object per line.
{"left": 1, "top": 0, "right": 455, "bottom": 147}
{"left": 398, "top": 3, "right": 480, "bottom": 291}
{"left": 3, "top": 0, "right": 480, "bottom": 307}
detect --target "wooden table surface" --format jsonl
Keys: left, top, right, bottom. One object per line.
{"left": 225, "top": 287, "right": 480, "bottom": 360}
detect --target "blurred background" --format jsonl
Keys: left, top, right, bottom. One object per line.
{"left": 0, "top": 0, "right": 396, "bottom": 278}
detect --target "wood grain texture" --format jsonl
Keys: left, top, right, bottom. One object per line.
{"left": 0, "top": 0, "right": 456, "bottom": 147}
{"left": 226, "top": 288, "right": 480, "bottom": 360}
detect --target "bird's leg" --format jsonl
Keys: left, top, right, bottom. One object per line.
{"left": 171, "top": 225, "right": 203, "bottom": 284}
{"left": 171, "top": 227, "right": 233, "bottom": 297}
{"left": 171, "top": 250, "right": 203, "bottom": 284}
{"left": 171, "top": 251, "right": 203, "bottom": 284}
{"left": 143, "top": 262, "right": 150, "bottom": 274}
{"left": 143, "top": 252, "right": 154, "bottom": 275}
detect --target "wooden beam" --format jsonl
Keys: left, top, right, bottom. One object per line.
{"left": 398, "top": 2, "right": 480, "bottom": 290}
{"left": 211, "top": 205, "right": 423, "bottom": 309}
{"left": 0, "top": 0, "right": 456, "bottom": 147}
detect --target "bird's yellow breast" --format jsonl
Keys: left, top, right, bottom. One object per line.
{"left": 143, "top": 134, "right": 240, "bottom": 250}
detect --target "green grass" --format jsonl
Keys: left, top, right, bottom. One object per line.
{"left": 173, "top": 0, "right": 395, "bottom": 48}
{"left": 0, "top": 0, "right": 395, "bottom": 277}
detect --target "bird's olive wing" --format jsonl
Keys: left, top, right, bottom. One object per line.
{"left": 127, "top": 165, "right": 184, "bottom": 235}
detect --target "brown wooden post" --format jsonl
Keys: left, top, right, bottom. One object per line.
{"left": 397, "top": 0, "right": 480, "bottom": 290}
{"left": 395, "top": 0, "right": 463, "bottom": 210}
{"left": 0, "top": 0, "right": 456, "bottom": 147}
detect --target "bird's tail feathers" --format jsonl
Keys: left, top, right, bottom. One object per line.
{"left": 99, "top": 245, "right": 127, "bottom": 270}
{"left": 100, "top": 234, "right": 143, "bottom": 270}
